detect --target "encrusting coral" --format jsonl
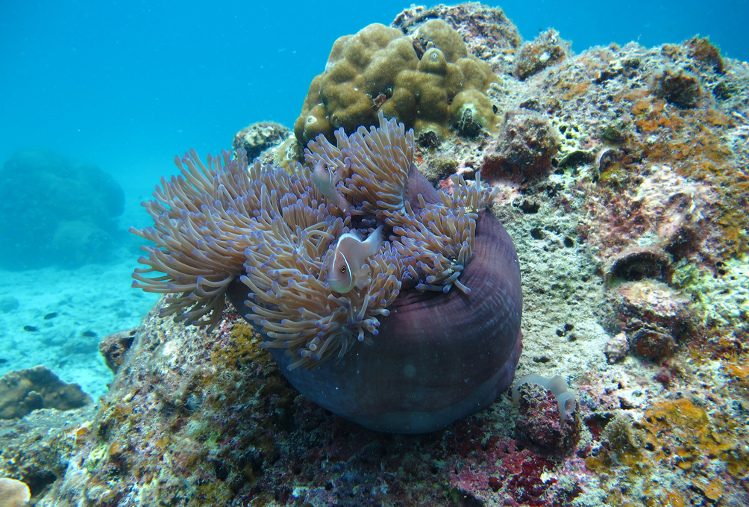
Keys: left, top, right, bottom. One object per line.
{"left": 132, "top": 111, "right": 523, "bottom": 432}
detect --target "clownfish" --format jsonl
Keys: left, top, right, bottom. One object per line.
{"left": 312, "top": 161, "right": 351, "bottom": 210}
{"left": 327, "top": 226, "right": 383, "bottom": 293}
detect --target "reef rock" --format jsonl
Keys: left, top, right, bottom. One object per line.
{"left": 0, "top": 366, "right": 91, "bottom": 419}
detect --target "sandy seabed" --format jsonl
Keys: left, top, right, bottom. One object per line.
{"left": 0, "top": 202, "right": 161, "bottom": 401}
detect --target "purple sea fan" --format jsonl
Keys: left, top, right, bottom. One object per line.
{"left": 132, "top": 112, "right": 523, "bottom": 433}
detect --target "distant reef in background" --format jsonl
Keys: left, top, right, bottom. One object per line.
{"left": 0, "top": 148, "right": 124, "bottom": 270}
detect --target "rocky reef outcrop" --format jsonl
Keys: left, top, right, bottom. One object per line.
{"left": 5, "top": 3, "right": 748, "bottom": 506}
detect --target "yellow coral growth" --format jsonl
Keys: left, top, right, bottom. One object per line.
{"left": 621, "top": 92, "right": 748, "bottom": 255}
{"left": 642, "top": 398, "right": 747, "bottom": 479}
{"left": 725, "top": 361, "right": 749, "bottom": 380}
{"left": 294, "top": 20, "right": 497, "bottom": 144}
{"left": 586, "top": 398, "right": 748, "bottom": 505}
{"left": 642, "top": 399, "right": 713, "bottom": 468}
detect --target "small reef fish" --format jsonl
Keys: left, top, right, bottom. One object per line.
{"left": 312, "top": 161, "right": 351, "bottom": 210}
{"left": 327, "top": 226, "right": 383, "bottom": 293}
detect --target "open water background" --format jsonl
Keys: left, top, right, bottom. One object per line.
{"left": 2, "top": 0, "right": 746, "bottom": 195}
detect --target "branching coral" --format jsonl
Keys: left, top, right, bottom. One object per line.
{"left": 132, "top": 112, "right": 500, "bottom": 370}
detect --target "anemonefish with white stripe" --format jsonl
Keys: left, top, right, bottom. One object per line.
{"left": 327, "top": 226, "right": 383, "bottom": 293}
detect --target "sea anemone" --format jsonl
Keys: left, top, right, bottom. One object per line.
{"left": 132, "top": 112, "right": 523, "bottom": 432}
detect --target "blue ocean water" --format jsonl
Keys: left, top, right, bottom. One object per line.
{"left": 0, "top": 0, "right": 746, "bottom": 397}
{"left": 1, "top": 0, "right": 746, "bottom": 189}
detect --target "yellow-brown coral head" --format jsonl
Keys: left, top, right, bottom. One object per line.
{"left": 294, "top": 20, "right": 498, "bottom": 145}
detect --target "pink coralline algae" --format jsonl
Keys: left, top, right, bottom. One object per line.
{"left": 446, "top": 426, "right": 583, "bottom": 506}
{"left": 514, "top": 383, "right": 580, "bottom": 456}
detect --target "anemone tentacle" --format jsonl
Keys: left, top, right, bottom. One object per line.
{"left": 132, "top": 111, "right": 498, "bottom": 367}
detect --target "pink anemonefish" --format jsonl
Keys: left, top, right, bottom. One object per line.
{"left": 312, "top": 161, "right": 351, "bottom": 210}
{"left": 327, "top": 226, "right": 383, "bottom": 293}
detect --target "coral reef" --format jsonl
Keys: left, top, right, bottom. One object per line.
{"left": 514, "top": 382, "right": 580, "bottom": 456}
{"left": 604, "top": 246, "right": 672, "bottom": 283}
{"left": 686, "top": 36, "right": 725, "bottom": 74}
{"left": 609, "top": 279, "right": 692, "bottom": 360}
{"left": 392, "top": 3, "right": 522, "bottom": 74}
{"left": 232, "top": 121, "right": 292, "bottom": 161}
{"left": 0, "top": 366, "right": 91, "bottom": 419}
{"left": 604, "top": 332, "right": 629, "bottom": 364}
{"left": 0, "top": 149, "right": 124, "bottom": 270}
{"left": 99, "top": 329, "right": 137, "bottom": 373}
{"left": 650, "top": 67, "right": 702, "bottom": 108}
{"left": 294, "top": 19, "right": 498, "bottom": 145}
{"left": 513, "top": 29, "right": 570, "bottom": 80}
{"left": 31, "top": 311, "right": 571, "bottom": 506}
{"left": 481, "top": 108, "right": 562, "bottom": 181}
{"left": 14, "top": 2, "right": 749, "bottom": 506}
{"left": 0, "top": 406, "right": 92, "bottom": 499}
{"left": 512, "top": 373, "right": 577, "bottom": 421}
